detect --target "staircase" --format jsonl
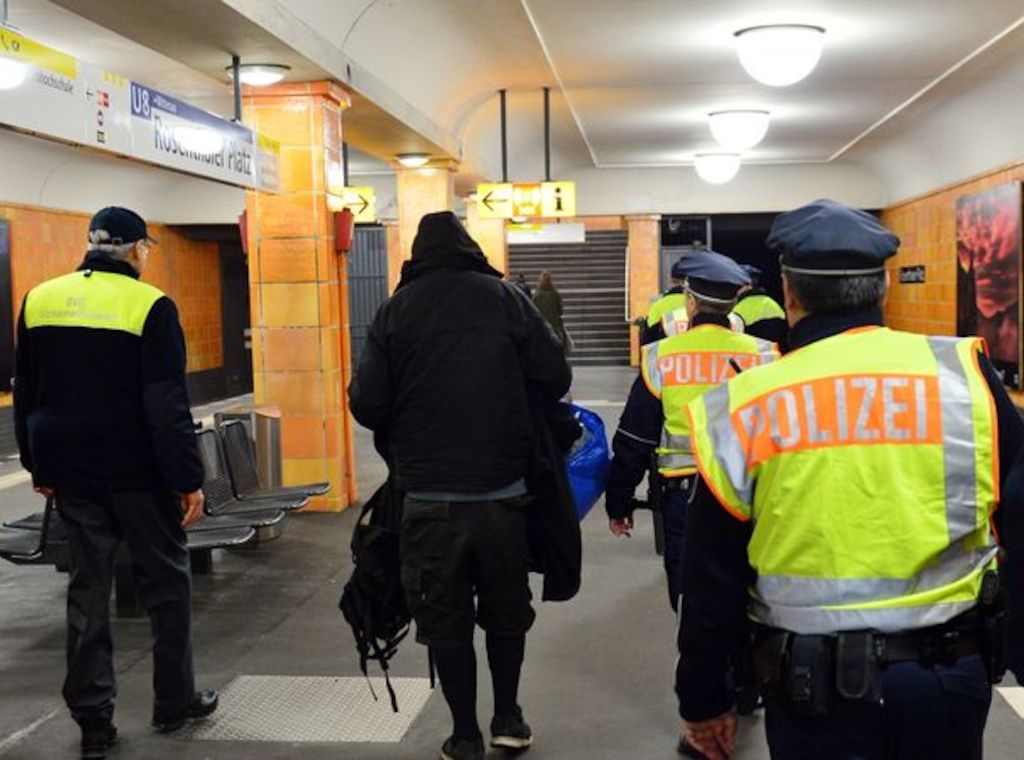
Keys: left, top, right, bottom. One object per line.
{"left": 508, "top": 230, "right": 630, "bottom": 366}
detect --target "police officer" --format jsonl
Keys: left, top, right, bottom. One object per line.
{"left": 606, "top": 250, "right": 779, "bottom": 613}
{"left": 731, "top": 264, "right": 787, "bottom": 347}
{"left": 14, "top": 208, "right": 218, "bottom": 759}
{"left": 641, "top": 259, "right": 689, "bottom": 344}
{"left": 676, "top": 199, "right": 1024, "bottom": 760}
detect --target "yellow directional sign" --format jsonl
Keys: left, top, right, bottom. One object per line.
{"left": 338, "top": 186, "right": 376, "bottom": 223}
{"left": 541, "top": 181, "right": 576, "bottom": 217}
{"left": 476, "top": 182, "right": 513, "bottom": 219}
{"left": 476, "top": 181, "right": 576, "bottom": 219}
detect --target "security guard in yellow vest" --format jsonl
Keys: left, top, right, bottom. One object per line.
{"left": 14, "top": 207, "right": 218, "bottom": 759}
{"left": 641, "top": 259, "right": 689, "bottom": 344}
{"left": 661, "top": 306, "right": 745, "bottom": 338}
{"left": 676, "top": 200, "right": 1024, "bottom": 760}
{"left": 732, "top": 264, "right": 787, "bottom": 347}
{"left": 606, "top": 250, "right": 779, "bottom": 611}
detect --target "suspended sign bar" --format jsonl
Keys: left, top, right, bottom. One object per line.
{"left": 0, "top": 27, "right": 279, "bottom": 192}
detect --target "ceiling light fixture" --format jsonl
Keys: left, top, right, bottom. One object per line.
{"left": 694, "top": 153, "right": 741, "bottom": 184}
{"left": 0, "top": 56, "right": 28, "bottom": 90}
{"left": 734, "top": 25, "right": 825, "bottom": 87}
{"left": 708, "top": 110, "right": 771, "bottom": 151}
{"left": 396, "top": 153, "right": 430, "bottom": 168}
{"left": 227, "top": 63, "right": 291, "bottom": 87}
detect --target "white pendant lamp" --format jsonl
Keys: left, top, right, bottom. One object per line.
{"left": 694, "top": 153, "right": 741, "bottom": 184}
{"left": 396, "top": 153, "right": 430, "bottom": 168}
{"left": 708, "top": 110, "right": 770, "bottom": 151}
{"left": 0, "top": 56, "right": 28, "bottom": 90}
{"left": 230, "top": 63, "right": 291, "bottom": 87}
{"left": 735, "top": 25, "right": 825, "bottom": 87}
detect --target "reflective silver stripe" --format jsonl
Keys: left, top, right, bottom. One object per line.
{"left": 659, "top": 452, "right": 696, "bottom": 470}
{"left": 754, "top": 339, "right": 778, "bottom": 363}
{"left": 643, "top": 343, "right": 663, "bottom": 395}
{"left": 756, "top": 543, "right": 999, "bottom": 607}
{"left": 660, "top": 430, "right": 691, "bottom": 451}
{"left": 928, "top": 337, "right": 980, "bottom": 543}
{"left": 749, "top": 595, "right": 979, "bottom": 635}
{"left": 703, "top": 384, "right": 755, "bottom": 504}
{"left": 617, "top": 428, "right": 659, "bottom": 446}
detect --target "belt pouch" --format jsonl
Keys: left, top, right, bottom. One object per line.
{"left": 786, "top": 635, "right": 831, "bottom": 716}
{"left": 835, "top": 631, "right": 881, "bottom": 702}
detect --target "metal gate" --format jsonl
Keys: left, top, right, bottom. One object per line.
{"left": 347, "top": 226, "right": 389, "bottom": 363}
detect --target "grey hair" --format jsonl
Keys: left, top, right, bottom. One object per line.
{"left": 87, "top": 229, "right": 136, "bottom": 260}
{"left": 785, "top": 271, "right": 887, "bottom": 315}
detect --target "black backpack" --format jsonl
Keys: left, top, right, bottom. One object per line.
{"left": 339, "top": 476, "right": 411, "bottom": 711}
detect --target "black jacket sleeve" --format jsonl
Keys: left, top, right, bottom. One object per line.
{"left": 605, "top": 374, "right": 662, "bottom": 519}
{"left": 349, "top": 303, "right": 394, "bottom": 433}
{"left": 140, "top": 297, "right": 203, "bottom": 494}
{"left": 13, "top": 303, "right": 34, "bottom": 474}
{"left": 515, "top": 289, "right": 572, "bottom": 403}
{"left": 676, "top": 478, "right": 753, "bottom": 720}
{"left": 641, "top": 321, "right": 666, "bottom": 345}
{"left": 979, "top": 357, "right": 1024, "bottom": 681}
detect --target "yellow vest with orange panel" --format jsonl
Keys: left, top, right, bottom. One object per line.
{"left": 687, "top": 328, "right": 998, "bottom": 634}
{"left": 641, "top": 325, "right": 779, "bottom": 478}
{"left": 662, "top": 307, "right": 745, "bottom": 337}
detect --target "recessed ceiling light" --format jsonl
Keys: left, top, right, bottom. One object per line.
{"left": 227, "top": 63, "right": 291, "bottom": 87}
{"left": 734, "top": 25, "right": 825, "bottom": 87}
{"left": 0, "top": 56, "right": 28, "bottom": 90}
{"left": 708, "top": 110, "right": 770, "bottom": 151}
{"left": 694, "top": 153, "right": 741, "bottom": 184}
{"left": 396, "top": 153, "right": 430, "bottom": 168}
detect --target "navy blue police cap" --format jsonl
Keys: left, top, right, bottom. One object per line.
{"left": 89, "top": 207, "right": 157, "bottom": 246}
{"left": 739, "top": 264, "right": 762, "bottom": 279}
{"left": 767, "top": 199, "right": 899, "bottom": 276}
{"left": 675, "top": 249, "right": 751, "bottom": 303}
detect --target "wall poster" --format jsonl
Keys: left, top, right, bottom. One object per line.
{"left": 956, "top": 181, "right": 1023, "bottom": 389}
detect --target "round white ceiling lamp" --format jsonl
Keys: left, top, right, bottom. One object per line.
{"left": 734, "top": 25, "right": 826, "bottom": 87}
{"left": 228, "top": 63, "right": 291, "bottom": 87}
{"left": 0, "top": 56, "right": 28, "bottom": 90}
{"left": 396, "top": 153, "right": 430, "bottom": 168}
{"left": 694, "top": 153, "right": 741, "bottom": 184}
{"left": 708, "top": 110, "right": 771, "bottom": 151}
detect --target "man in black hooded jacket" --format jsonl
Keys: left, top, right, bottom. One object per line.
{"left": 349, "top": 212, "right": 571, "bottom": 760}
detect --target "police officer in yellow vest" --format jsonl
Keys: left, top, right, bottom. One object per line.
{"left": 676, "top": 200, "right": 1024, "bottom": 760}
{"left": 732, "top": 264, "right": 787, "bottom": 347}
{"left": 641, "top": 259, "right": 690, "bottom": 344}
{"left": 14, "top": 208, "right": 218, "bottom": 759}
{"left": 606, "top": 250, "right": 779, "bottom": 613}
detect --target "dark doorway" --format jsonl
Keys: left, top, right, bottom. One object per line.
{"left": 710, "top": 213, "right": 782, "bottom": 303}
{"left": 219, "top": 240, "right": 253, "bottom": 397}
{"left": 348, "top": 225, "right": 388, "bottom": 364}
{"left": 0, "top": 220, "right": 13, "bottom": 392}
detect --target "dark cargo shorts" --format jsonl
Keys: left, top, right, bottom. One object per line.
{"left": 400, "top": 497, "right": 535, "bottom": 649}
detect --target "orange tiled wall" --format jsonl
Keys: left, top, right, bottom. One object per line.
{"left": 4, "top": 202, "right": 223, "bottom": 372}
{"left": 882, "top": 161, "right": 1024, "bottom": 336}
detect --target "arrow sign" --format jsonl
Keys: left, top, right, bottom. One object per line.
{"left": 476, "top": 182, "right": 513, "bottom": 219}
{"left": 337, "top": 186, "right": 376, "bottom": 223}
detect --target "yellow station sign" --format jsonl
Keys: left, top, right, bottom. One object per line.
{"left": 476, "top": 181, "right": 576, "bottom": 219}
{"left": 334, "top": 186, "right": 376, "bottom": 223}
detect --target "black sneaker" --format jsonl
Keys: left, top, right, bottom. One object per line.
{"left": 677, "top": 737, "right": 710, "bottom": 759}
{"left": 440, "top": 735, "right": 485, "bottom": 760}
{"left": 80, "top": 724, "right": 117, "bottom": 760}
{"left": 490, "top": 707, "right": 533, "bottom": 750}
{"left": 151, "top": 689, "right": 219, "bottom": 733}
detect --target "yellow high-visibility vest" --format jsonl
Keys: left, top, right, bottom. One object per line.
{"left": 24, "top": 270, "right": 164, "bottom": 336}
{"left": 732, "top": 293, "right": 785, "bottom": 328}
{"left": 641, "top": 325, "right": 779, "bottom": 477}
{"left": 687, "top": 327, "right": 998, "bottom": 634}
{"left": 662, "top": 307, "right": 745, "bottom": 337}
{"left": 646, "top": 292, "right": 687, "bottom": 329}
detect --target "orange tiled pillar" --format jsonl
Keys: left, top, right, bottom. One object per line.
{"left": 383, "top": 219, "right": 402, "bottom": 293}
{"left": 464, "top": 197, "right": 508, "bottom": 274}
{"left": 626, "top": 214, "right": 661, "bottom": 366}
{"left": 393, "top": 162, "right": 456, "bottom": 282}
{"left": 243, "top": 82, "right": 355, "bottom": 511}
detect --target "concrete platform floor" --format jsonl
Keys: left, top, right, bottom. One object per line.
{"left": 0, "top": 368, "right": 1021, "bottom": 758}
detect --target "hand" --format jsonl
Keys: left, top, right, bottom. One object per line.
{"left": 609, "top": 516, "right": 633, "bottom": 537}
{"left": 179, "top": 490, "right": 205, "bottom": 527}
{"left": 683, "top": 711, "right": 738, "bottom": 760}
{"left": 34, "top": 486, "right": 54, "bottom": 498}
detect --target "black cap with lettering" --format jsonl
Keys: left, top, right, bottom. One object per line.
{"left": 88, "top": 207, "right": 157, "bottom": 246}
{"left": 675, "top": 249, "right": 751, "bottom": 303}
{"left": 768, "top": 199, "right": 899, "bottom": 276}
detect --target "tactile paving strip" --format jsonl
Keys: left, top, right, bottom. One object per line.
{"left": 184, "top": 676, "right": 432, "bottom": 743}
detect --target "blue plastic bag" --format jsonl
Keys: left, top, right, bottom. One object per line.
{"left": 566, "top": 404, "right": 610, "bottom": 521}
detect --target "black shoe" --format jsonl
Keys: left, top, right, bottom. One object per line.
{"left": 440, "top": 735, "right": 485, "bottom": 760}
{"left": 80, "top": 724, "right": 117, "bottom": 760}
{"left": 151, "top": 689, "right": 219, "bottom": 733}
{"left": 678, "top": 737, "right": 710, "bottom": 760}
{"left": 490, "top": 707, "right": 533, "bottom": 750}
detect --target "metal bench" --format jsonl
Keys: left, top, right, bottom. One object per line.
{"left": 220, "top": 420, "right": 330, "bottom": 500}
